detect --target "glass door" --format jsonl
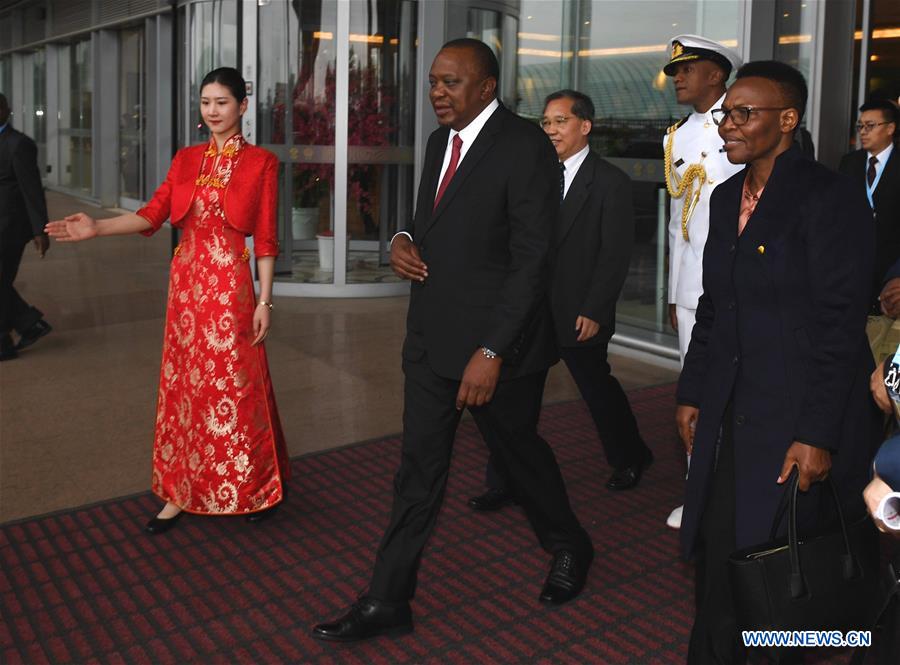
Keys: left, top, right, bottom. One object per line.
{"left": 119, "top": 26, "right": 146, "bottom": 208}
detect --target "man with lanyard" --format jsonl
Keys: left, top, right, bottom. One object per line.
{"left": 663, "top": 36, "right": 742, "bottom": 529}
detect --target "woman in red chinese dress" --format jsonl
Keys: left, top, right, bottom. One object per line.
{"left": 46, "top": 67, "right": 290, "bottom": 533}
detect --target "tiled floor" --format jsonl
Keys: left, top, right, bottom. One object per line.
{"left": 0, "top": 190, "right": 679, "bottom": 524}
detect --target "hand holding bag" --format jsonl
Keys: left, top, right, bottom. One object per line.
{"left": 729, "top": 470, "right": 881, "bottom": 657}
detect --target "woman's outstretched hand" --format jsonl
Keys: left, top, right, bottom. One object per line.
{"left": 45, "top": 213, "right": 99, "bottom": 242}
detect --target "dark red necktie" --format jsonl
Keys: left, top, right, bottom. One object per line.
{"left": 433, "top": 134, "right": 463, "bottom": 210}
{"left": 867, "top": 155, "right": 878, "bottom": 187}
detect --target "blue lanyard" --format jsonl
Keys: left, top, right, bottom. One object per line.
{"left": 867, "top": 154, "right": 887, "bottom": 208}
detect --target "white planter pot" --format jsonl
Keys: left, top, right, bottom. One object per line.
{"left": 291, "top": 206, "right": 318, "bottom": 240}
{"left": 316, "top": 234, "right": 334, "bottom": 270}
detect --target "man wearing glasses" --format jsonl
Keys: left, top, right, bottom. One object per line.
{"left": 839, "top": 99, "right": 900, "bottom": 311}
{"left": 662, "top": 35, "right": 742, "bottom": 529}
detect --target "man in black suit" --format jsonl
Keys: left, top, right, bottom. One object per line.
{"left": 468, "top": 90, "right": 652, "bottom": 513}
{"left": 839, "top": 99, "right": 900, "bottom": 312}
{"left": 0, "top": 92, "right": 52, "bottom": 361}
{"left": 312, "top": 39, "right": 593, "bottom": 643}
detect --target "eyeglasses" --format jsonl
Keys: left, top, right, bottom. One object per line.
{"left": 856, "top": 121, "right": 891, "bottom": 133}
{"left": 711, "top": 106, "right": 790, "bottom": 126}
{"left": 540, "top": 115, "right": 572, "bottom": 129}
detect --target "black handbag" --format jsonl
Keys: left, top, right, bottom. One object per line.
{"left": 728, "top": 470, "right": 881, "bottom": 657}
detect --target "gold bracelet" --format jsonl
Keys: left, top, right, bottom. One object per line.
{"left": 258, "top": 300, "right": 273, "bottom": 311}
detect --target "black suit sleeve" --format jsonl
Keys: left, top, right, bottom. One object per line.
{"left": 580, "top": 170, "right": 634, "bottom": 324}
{"left": 11, "top": 135, "right": 48, "bottom": 237}
{"left": 481, "top": 130, "right": 557, "bottom": 357}
{"left": 886, "top": 258, "right": 900, "bottom": 284}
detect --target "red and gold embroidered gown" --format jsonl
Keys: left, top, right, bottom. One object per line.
{"left": 150, "top": 135, "right": 290, "bottom": 514}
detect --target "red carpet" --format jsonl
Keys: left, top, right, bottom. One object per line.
{"left": 0, "top": 383, "right": 852, "bottom": 663}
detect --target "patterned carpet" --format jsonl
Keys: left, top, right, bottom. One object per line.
{"left": 0, "top": 383, "right": 854, "bottom": 663}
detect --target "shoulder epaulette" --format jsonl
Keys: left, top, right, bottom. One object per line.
{"left": 666, "top": 114, "right": 690, "bottom": 135}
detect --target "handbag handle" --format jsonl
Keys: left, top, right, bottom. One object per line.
{"left": 774, "top": 467, "right": 858, "bottom": 599}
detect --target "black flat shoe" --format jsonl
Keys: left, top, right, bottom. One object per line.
{"left": 606, "top": 450, "right": 653, "bottom": 491}
{"left": 312, "top": 597, "right": 413, "bottom": 643}
{"left": 467, "top": 487, "right": 516, "bottom": 512}
{"left": 145, "top": 511, "right": 184, "bottom": 534}
{"left": 15, "top": 320, "right": 52, "bottom": 351}
{"left": 539, "top": 549, "right": 593, "bottom": 605}
{"left": 246, "top": 504, "right": 279, "bottom": 523}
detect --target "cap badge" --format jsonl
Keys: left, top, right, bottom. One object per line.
{"left": 672, "top": 41, "right": 684, "bottom": 58}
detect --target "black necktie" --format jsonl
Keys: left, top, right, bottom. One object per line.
{"left": 559, "top": 162, "right": 566, "bottom": 202}
{"left": 868, "top": 155, "right": 878, "bottom": 187}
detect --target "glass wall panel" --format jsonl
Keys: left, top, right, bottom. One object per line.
{"left": 258, "top": 0, "right": 337, "bottom": 284}
{"left": 516, "top": 0, "right": 741, "bottom": 339}
{"left": 29, "top": 48, "right": 47, "bottom": 174}
{"left": 119, "top": 26, "right": 146, "bottom": 202}
{"left": 0, "top": 55, "right": 11, "bottom": 94}
{"left": 183, "top": 0, "right": 238, "bottom": 147}
{"left": 774, "top": 0, "right": 816, "bottom": 102}
{"left": 58, "top": 39, "right": 92, "bottom": 194}
{"left": 865, "top": 0, "right": 900, "bottom": 105}
{"left": 346, "top": 0, "right": 416, "bottom": 284}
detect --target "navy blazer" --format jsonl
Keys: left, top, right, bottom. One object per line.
{"left": 875, "top": 433, "right": 900, "bottom": 490}
{"left": 677, "top": 145, "right": 880, "bottom": 557}
{"left": 0, "top": 126, "right": 48, "bottom": 245}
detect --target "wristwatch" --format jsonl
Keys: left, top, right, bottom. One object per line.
{"left": 481, "top": 346, "right": 498, "bottom": 360}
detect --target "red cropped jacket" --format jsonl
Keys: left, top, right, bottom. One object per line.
{"left": 137, "top": 142, "right": 280, "bottom": 257}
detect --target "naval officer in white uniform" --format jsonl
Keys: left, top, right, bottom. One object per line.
{"left": 663, "top": 35, "right": 743, "bottom": 529}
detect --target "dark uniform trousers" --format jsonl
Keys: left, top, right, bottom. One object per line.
{"left": 0, "top": 234, "right": 42, "bottom": 341}
{"left": 369, "top": 337, "right": 593, "bottom": 601}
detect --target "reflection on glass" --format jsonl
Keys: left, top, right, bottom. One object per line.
{"left": 258, "top": 0, "right": 338, "bottom": 283}
{"left": 186, "top": 0, "right": 238, "bottom": 146}
{"left": 865, "top": 0, "right": 900, "bottom": 110}
{"left": 31, "top": 48, "right": 47, "bottom": 173}
{"left": 260, "top": 0, "right": 416, "bottom": 286}
{"left": 58, "top": 39, "right": 92, "bottom": 193}
{"left": 346, "top": 0, "right": 416, "bottom": 284}
{"left": 119, "top": 27, "right": 145, "bottom": 201}
{"left": 774, "top": 0, "right": 816, "bottom": 98}
{"left": 517, "top": 0, "right": 740, "bottom": 337}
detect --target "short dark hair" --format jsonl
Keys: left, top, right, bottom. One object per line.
{"left": 860, "top": 98, "right": 899, "bottom": 127}
{"left": 200, "top": 67, "right": 247, "bottom": 103}
{"left": 441, "top": 38, "right": 500, "bottom": 85}
{"left": 544, "top": 89, "right": 595, "bottom": 128}
{"left": 735, "top": 60, "right": 808, "bottom": 121}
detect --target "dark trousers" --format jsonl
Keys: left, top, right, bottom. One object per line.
{"left": 485, "top": 341, "right": 649, "bottom": 489}
{"left": 369, "top": 342, "right": 592, "bottom": 602}
{"left": 0, "top": 234, "right": 42, "bottom": 343}
{"left": 688, "top": 404, "right": 746, "bottom": 665}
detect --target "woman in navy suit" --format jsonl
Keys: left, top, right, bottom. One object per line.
{"left": 674, "top": 61, "right": 880, "bottom": 663}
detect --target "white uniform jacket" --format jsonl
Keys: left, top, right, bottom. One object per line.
{"left": 665, "top": 93, "right": 743, "bottom": 310}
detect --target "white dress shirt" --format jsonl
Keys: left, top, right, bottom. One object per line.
{"left": 561, "top": 144, "right": 590, "bottom": 199}
{"left": 393, "top": 99, "right": 501, "bottom": 244}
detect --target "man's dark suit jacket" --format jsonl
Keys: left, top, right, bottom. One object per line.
{"left": 0, "top": 126, "right": 47, "bottom": 246}
{"left": 403, "top": 104, "right": 559, "bottom": 381}
{"left": 549, "top": 151, "right": 633, "bottom": 347}
{"left": 677, "top": 146, "right": 879, "bottom": 558}
{"left": 838, "top": 146, "right": 900, "bottom": 307}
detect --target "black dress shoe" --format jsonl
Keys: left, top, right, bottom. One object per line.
{"left": 467, "top": 487, "right": 516, "bottom": 512}
{"left": 15, "top": 320, "right": 52, "bottom": 351}
{"left": 606, "top": 450, "right": 654, "bottom": 491}
{"left": 539, "top": 549, "right": 592, "bottom": 605}
{"left": 312, "top": 597, "right": 413, "bottom": 643}
{"left": 246, "top": 504, "right": 279, "bottom": 523}
{"left": 145, "top": 511, "right": 184, "bottom": 534}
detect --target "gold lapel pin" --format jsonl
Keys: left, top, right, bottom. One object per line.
{"left": 757, "top": 245, "right": 765, "bottom": 255}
